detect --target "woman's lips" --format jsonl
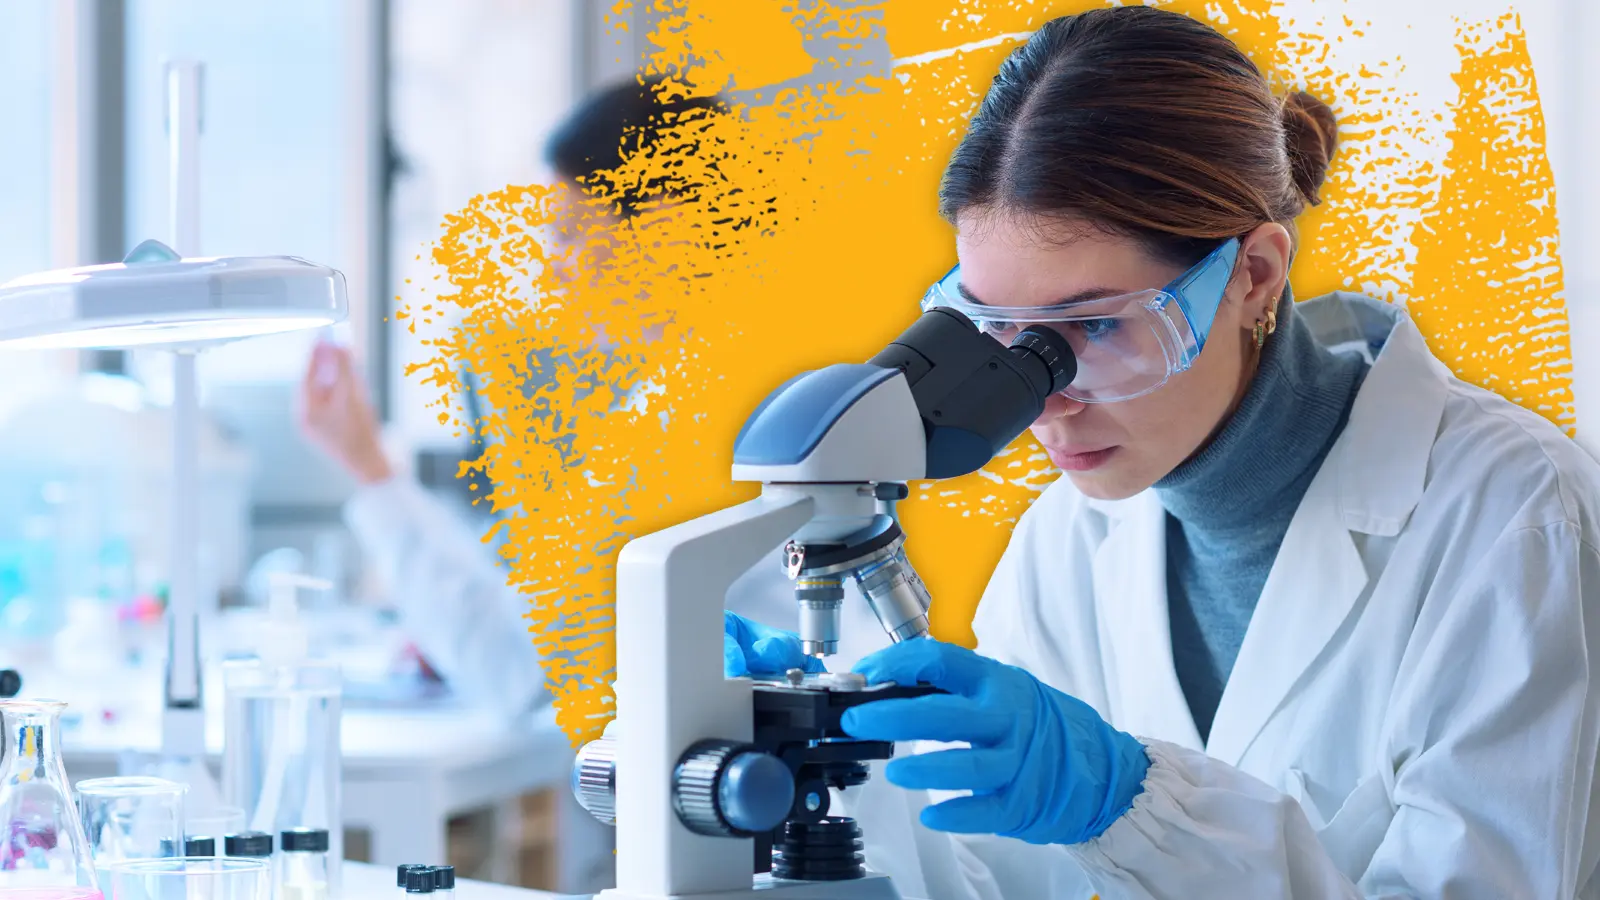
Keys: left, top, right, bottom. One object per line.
{"left": 1047, "top": 445, "right": 1119, "bottom": 472}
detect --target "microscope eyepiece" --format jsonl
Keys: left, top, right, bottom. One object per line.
{"left": 869, "top": 308, "right": 1078, "bottom": 479}
{"left": 1008, "top": 325, "right": 1076, "bottom": 397}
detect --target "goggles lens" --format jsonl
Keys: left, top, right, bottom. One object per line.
{"left": 968, "top": 295, "right": 1175, "bottom": 402}
{"left": 920, "top": 239, "right": 1239, "bottom": 403}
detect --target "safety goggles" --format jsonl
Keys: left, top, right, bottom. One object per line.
{"left": 920, "top": 238, "right": 1241, "bottom": 403}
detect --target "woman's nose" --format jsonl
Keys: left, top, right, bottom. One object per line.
{"left": 1033, "top": 392, "right": 1087, "bottom": 426}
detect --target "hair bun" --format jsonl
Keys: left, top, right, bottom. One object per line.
{"left": 1281, "top": 91, "right": 1337, "bottom": 206}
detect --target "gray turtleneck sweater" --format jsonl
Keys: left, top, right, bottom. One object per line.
{"left": 1153, "top": 291, "right": 1370, "bottom": 744}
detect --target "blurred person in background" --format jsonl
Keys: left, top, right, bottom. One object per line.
{"left": 298, "top": 76, "right": 875, "bottom": 715}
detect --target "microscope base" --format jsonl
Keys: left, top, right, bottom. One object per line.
{"left": 596, "top": 873, "right": 911, "bottom": 900}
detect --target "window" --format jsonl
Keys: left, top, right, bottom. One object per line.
{"left": 123, "top": 0, "right": 346, "bottom": 387}
{"left": 0, "top": 0, "right": 53, "bottom": 284}
{"left": 386, "top": 0, "right": 577, "bottom": 449}
{"left": 0, "top": 0, "right": 73, "bottom": 427}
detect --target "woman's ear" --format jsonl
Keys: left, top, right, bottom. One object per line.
{"left": 1234, "top": 222, "right": 1293, "bottom": 323}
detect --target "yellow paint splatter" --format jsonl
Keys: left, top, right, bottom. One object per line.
{"left": 1407, "top": 14, "right": 1573, "bottom": 431}
{"left": 1284, "top": 11, "right": 1573, "bottom": 433}
{"left": 401, "top": 1, "right": 1574, "bottom": 745}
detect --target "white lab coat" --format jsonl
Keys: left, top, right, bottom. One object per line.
{"left": 344, "top": 480, "right": 550, "bottom": 716}
{"left": 839, "top": 291, "right": 1600, "bottom": 899}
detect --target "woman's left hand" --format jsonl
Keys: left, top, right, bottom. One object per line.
{"left": 841, "top": 638, "right": 1151, "bottom": 846}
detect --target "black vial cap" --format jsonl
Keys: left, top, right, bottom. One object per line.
{"left": 280, "top": 828, "right": 330, "bottom": 853}
{"left": 186, "top": 836, "right": 216, "bottom": 856}
{"left": 223, "top": 831, "right": 274, "bottom": 857}
{"left": 405, "top": 868, "right": 437, "bottom": 893}
{"left": 432, "top": 867, "right": 455, "bottom": 890}
{"left": 397, "top": 865, "right": 428, "bottom": 888}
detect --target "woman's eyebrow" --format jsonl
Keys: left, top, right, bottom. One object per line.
{"left": 956, "top": 281, "right": 1125, "bottom": 307}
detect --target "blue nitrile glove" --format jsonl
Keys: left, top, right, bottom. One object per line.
{"left": 723, "top": 611, "right": 828, "bottom": 677}
{"left": 840, "top": 638, "right": 1149, "bottom": 845}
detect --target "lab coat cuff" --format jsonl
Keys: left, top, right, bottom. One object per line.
{"left": 1072, "top": 736, "right": 1172, "bottom": 854}
{"left": 1065, "top": 737, "right": 1278, "bottom": 877}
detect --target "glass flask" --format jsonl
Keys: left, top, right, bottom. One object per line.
{"left": 0, "top": 699, "right": 101, "bottom": 900}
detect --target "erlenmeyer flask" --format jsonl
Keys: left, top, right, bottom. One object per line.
{"left": 0, "top": 700, "right": 101, "bottom": 900}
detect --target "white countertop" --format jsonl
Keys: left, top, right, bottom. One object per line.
{"left": 61, "top": 702, "right": 561, "bottom": 768}
{"left": 341, "top": 861, "right": 581, "bottom": 900}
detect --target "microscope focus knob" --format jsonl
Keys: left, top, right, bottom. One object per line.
{"left": 572, "top": 738, "right": 619, "bottom": 825}
{"left": 674, "top": 740, "right": 796, "bottom": 837}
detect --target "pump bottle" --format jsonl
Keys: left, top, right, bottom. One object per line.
{"left": 222, "top": 573, "right": 344, "bottom": 892}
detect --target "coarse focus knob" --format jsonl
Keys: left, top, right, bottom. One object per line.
{"left": 572, "top": 738, "right": 618, "bottom": 825}
{"left": 673, "top": 740, "right": 796, "bottom": 837}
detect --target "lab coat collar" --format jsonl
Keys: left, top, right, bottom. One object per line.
{"left": 1082, "top": 292, "right": 1449, "bottom": 535}
{"left": 1300, "top": 292, "right": 1452, "bottom": 536}
{"left": 1088, "top": 292, "right": 1451, "bottom": 761}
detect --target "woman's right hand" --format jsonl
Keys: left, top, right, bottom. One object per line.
{"left": 723, "top": 611, "right": 827, "bottom": 677}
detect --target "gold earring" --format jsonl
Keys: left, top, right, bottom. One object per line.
{"left": 1253, "top": 319, "right": 1267, "bottom": 349}
{"left": 1265, "top": 305, "right": 1279, "bottom": 336}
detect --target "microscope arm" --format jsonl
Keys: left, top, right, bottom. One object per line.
{"left": 611, "top": 489, "right": 818, "bottom": 896}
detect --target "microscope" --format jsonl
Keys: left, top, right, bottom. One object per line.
{"left": 572, "top": 306, "right": 1075, "bottom": 899}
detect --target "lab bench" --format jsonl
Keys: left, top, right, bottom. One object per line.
{"left": 341, "top": 860, "right": 580, "bottom": 900}
{"left": 61, "top": 705, "right": 614, "bottom": 894}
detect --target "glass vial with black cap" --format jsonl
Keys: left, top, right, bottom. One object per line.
{"left": 279, "top": 828, "right": 330, "bottom": 900}
{"left": 397, "top": 865, "right": 426, "bottom": 892}
{"left": 403, "top": 867, "right": 436, "bottom": 897}
{"left": 224, "top": 831, "right": 274, "bottom": 859}
{"left": 431, "top": 866, "right": 454, "bottom": 900}
{"left": 160, "top": 835, "right": 217, "bottom": 857}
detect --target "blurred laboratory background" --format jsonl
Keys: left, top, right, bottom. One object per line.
{"left": 0, "top": 0, "right": 662, "bottom": 894}
{"left": 0, "top": 0, "right": 1598, "bottom": 897}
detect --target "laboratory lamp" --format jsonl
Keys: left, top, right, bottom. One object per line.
{"left": 0, "top": 240, "right": 348, "bottom": 743}
{"left": 0, "top": 240, "right": 346, "bottom": 350}
{"left": 0, "top": 61, "right": 348, "bottom": 805}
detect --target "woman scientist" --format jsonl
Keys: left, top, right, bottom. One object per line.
{"left": 723, "top": 7, "right": 1600, "bottom": 898}
{"left": 298, "top": 77, "right": 857, "bottom": 716}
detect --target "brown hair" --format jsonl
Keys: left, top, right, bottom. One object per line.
{"left": 939, "top": 6, "right": 1338, "bottom": 267}
{"left": 545, "top": 75, "right": 725, "bottom": 218}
